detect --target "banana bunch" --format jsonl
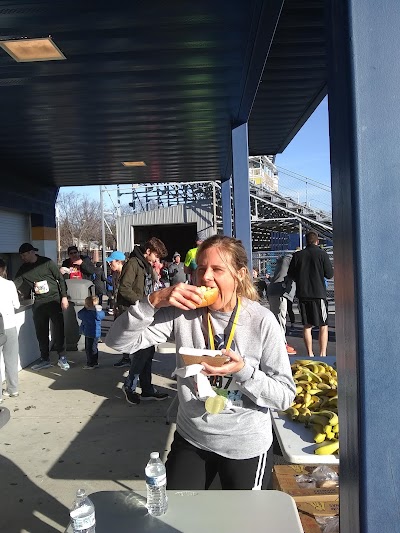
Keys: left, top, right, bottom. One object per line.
{"left": 283, "top": 359, "right": 339, "bottom": 455}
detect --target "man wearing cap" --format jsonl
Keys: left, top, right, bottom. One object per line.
{"left": 106, "top": 237, "right": 169, "bottom": 404}
{"left": 184, "top": 233, "right": 204, "bottom": 282}
{"left": 168, "top": 252, "right": 186, "bottom": 285}
{"left": 61, "top": 246, "right": 95, "bottom": 280}
{"left": 14, "top": 243, "right": 70, "bottom": 371}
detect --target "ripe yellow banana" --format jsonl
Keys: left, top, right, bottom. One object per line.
{"left": 314, "top": 439, "right": 339, "bottom": 455}
{"left": 301, "top": 367, "right": 323, "bottom": 383}
{"left": 317, "top": 410, "right": 339, "bottom": 426}
{"left": 307, "top": 388, "right": 322, "bottom": 395}
{"left": 295, "top": 374, "right": 312, "bottom": 382}
{"left": 314, "top": 432, "right": 326, "bottom": 443}
{"left": 317, "top": 383, "right": 331, "bottom": 390}
{"left": 308, "top": 414, "right": 331, "bottom": 427}
{"left": 285, "top": 406, "right": 299, "bottom": 419}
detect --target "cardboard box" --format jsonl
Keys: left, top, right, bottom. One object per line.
{"left": 297, "top": 501, "right": 339, "bottom": 517}
{"left": 297, "top": 501, "right": 339, "bottom": 533}
{"left": 273, "top": 464, "right": 339, "bottom": 502}
{"left": 298, "top": 512, "right": 322, "bottom": 533}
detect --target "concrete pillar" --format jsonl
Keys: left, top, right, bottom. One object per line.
{"left": 31, "top": 213, "right": 57, "bottom": 263}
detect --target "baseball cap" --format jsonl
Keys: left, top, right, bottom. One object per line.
{"left": 106, "top": 251, "right": 126, "bottom": 262}
{"left": 19, "top": 243, "right": 38, "bottom": 254}
{"left": 173, "top": 251, "right": 180, "bottom": 259}
{"left": 196, "top": 230, "right": 206, "bottom": 243}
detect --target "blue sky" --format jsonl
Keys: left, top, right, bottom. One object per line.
{"left": 61, "top": 97, "right": 331, "bottom": 211}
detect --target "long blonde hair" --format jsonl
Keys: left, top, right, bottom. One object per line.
{"left": 197, "top": 235, "right": 259, "bottom": 301}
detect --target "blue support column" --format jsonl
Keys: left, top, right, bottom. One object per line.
{"left": 221, "top": 178, "right": 232, "bottom": 237}
{"left": 327, "top": 2, "right": 400, "bottom": 532}
{"left": 232, "top": 123, "right": 252, "bottom": 266}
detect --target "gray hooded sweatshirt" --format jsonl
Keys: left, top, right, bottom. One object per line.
{"left": 106, "top": 297, "right": 295, "bottom": 460}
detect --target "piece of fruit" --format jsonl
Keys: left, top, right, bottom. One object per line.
{"left": 314, "top": 439, "right": 340, "bottom": 455}
{"left": 205, "top": 395, "right": 226, "bottom": 414}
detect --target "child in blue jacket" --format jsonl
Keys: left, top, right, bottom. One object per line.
{"left": 77, "top": 296, "right": 105, "bottom": 369}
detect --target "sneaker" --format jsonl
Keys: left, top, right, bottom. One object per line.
{"left": 2, "top": 390, "right": 19, "bottom": 398}
{"left": 83, "top": 364, "right": 99, "bottom": 370}
{"left": 31, "top": 359, "right": 52, "bottom": 371}
{"left": 107, "top": 309, "right": 114, "bottom": 315}
{"left": 141, "top": 391, "right": 169, "bottom": 401}
{"left": 113, "top": 357, "right": 131, "bottom": 368}
{"left": 286, "top": 344, "right": 297, "bottom": 355}
{"left": 123, "top": 387, "right": 140, "bottom": 405}
{"left": 57, "top": 356, "right": 70, "bottom": 371}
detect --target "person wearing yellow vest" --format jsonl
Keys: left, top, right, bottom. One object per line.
{"left": 106, "top": 235, "right": 295, "bottom": 490}
{"left": 183, "top": 233, "right": 204, "bottom": 282}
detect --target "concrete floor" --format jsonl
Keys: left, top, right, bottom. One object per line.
{"left": 0, "top": 305, "right": 336, "bottom": 533}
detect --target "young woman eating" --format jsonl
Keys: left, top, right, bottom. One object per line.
{"left": 106, "top": 235, "right": 295, "bottom": 490}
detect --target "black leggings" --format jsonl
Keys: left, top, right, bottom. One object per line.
{"left": 166, "top": 431, "right": 273, "bottom": 490}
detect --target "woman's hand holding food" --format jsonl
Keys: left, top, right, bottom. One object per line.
{"left": 149, "top": 283, "right": 202, "bottom": 310}
{"left": 201, "top": 348, "right": 245, "bottom": 376}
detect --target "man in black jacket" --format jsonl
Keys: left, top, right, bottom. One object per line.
{"left": 14, "top": 243, "right": 70, "bottom": 371}
{"left": 288, "top": 232, "right": 334, "bottom": 357}
{"left": 61, "top": 246, "right": 95, "bottom": 280}
{"left": 115, "top": 237, "right": 169, "bottom": 405}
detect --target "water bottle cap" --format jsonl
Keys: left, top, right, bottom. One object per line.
{"left": 150, "top": 452, "right": 159, "bottom": 459}
{"left": 76, "top": 488, "right": 86, "bottom": 498}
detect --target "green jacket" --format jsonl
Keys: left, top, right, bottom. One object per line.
{"left": 116, "top": 248, "right": 154, "bottom": 314}
{"left": 14, "top": 255, "right": 67, "bottom": 305}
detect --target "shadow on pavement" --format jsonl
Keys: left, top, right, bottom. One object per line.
{"left": 0, "top": 454, "right": 68, "bottom": 533}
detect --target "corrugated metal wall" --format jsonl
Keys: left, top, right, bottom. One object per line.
{"left": 117, "top": 201, "right": 214, "bottom": 252}
{"left": 0, "top": 209, "right": 30, "bottom": 253}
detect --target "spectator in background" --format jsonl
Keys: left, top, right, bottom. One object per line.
{"left": 267, "top": 254, "right": 297, "bottom": 355}
{"left": 184, "top": 233, "right": 204, "bottom": 283}
{"left": 252, "top": 267, "right": 267, "bottom": 299}
{"left": 160, "top": 260, "right": 170, "bottom": 288}
{"left": 168, "top": 252, "right": 186, "bottom": 285}
{"left": 93, "top": 262, "right": 106, "bottom": 306}
{"left": 116, "top": 237, "right": 169, "bottom": 404}
{"left": 78, "top": 295, "right": 105, "bottom": 369}
{"left": 106, "top": 269, "right": 115, "bottom": 315}
{"left": 105, "top": 251, "right": 129, "bottom": 365}
{"left": 288, "top": 232, "right": 334, "bottom": 357}
{"left": 14, "top": 243, "right": 70, "bottom": 371}
{"left": 0, "top": 259, "right": 20, "bottom": 402}
{"left": 60, "top": 245, "right": 95, "bottom": 280}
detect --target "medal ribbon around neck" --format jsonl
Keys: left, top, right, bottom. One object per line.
{"left": 207, "top": 297, "right": 241, "bottom": 351}
{"left": 204, "top": 298, "right": 241, "bottom": 414}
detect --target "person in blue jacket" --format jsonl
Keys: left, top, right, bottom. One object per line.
{"left": 77, "top": 296, "right": 105, "bottom": 369}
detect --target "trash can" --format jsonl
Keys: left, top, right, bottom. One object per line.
{"left": 64, "top": 279, "right": 95, "bottom": 351}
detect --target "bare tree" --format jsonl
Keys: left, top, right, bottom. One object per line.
{"left": 57, "top": 192, "right": 117, "bottom": 251}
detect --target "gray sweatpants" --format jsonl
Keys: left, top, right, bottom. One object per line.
{"left": 1, "top": 327, "right": 19, "bottom": 398}
{"left": 268, "top": 295, "right": 287, "bottom": 341}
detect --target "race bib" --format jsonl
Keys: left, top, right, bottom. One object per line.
{"left": 34, "top": 280, "right": 49, "bottom": 295}
{"left": 209, "top": 375, "right": 243, "bottom": 408}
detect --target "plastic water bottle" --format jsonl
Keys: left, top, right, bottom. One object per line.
{"left": 69, "top": 488, "right": 96, "bottom": 533}
{"left": 145, "top": 451, "right": 168, "bottom": 516}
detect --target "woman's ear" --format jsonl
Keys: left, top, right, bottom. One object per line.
{"left": 237, "top": 267, "right": 246, "bottom": 282}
